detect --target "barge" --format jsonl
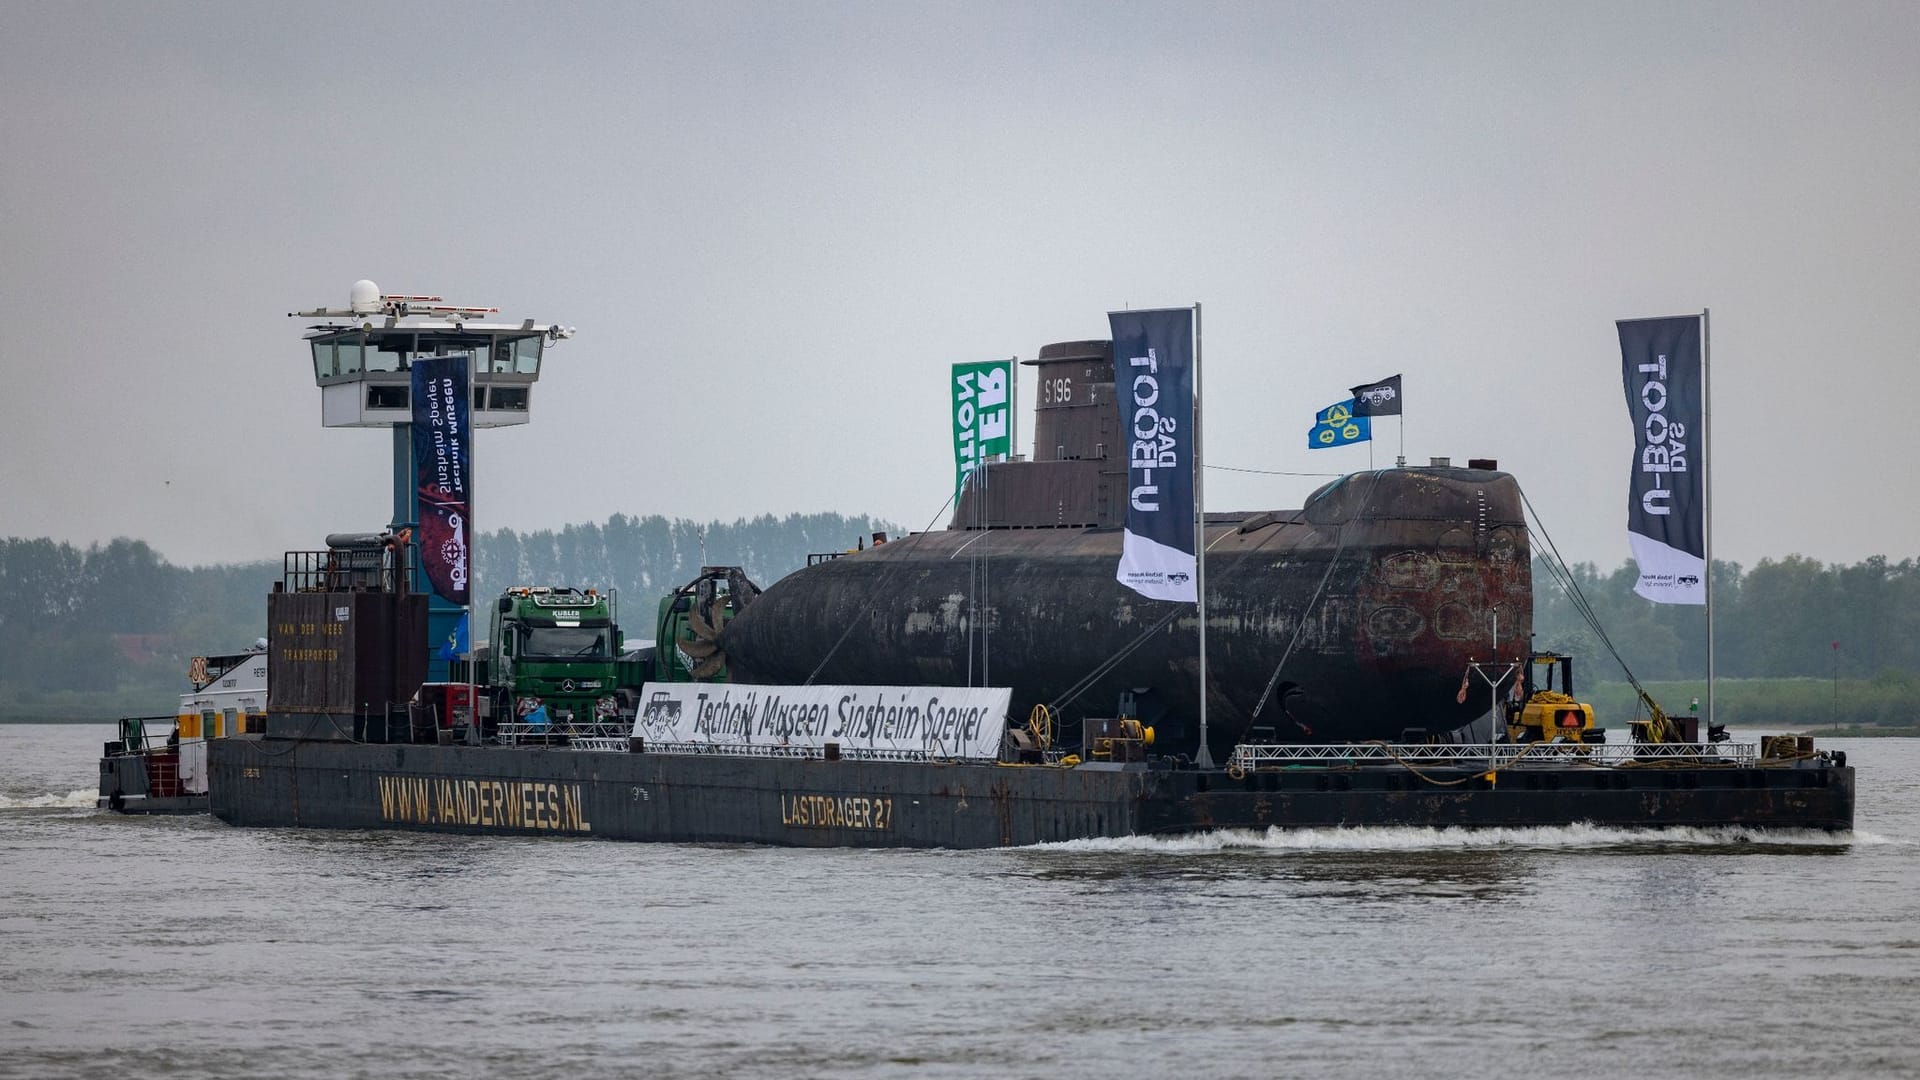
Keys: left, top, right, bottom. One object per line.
{"left": 211, "top": 735, "right": 1852, "bottom": 846}
{"left": 206, "top": 466, "right": 1853, "bottom": 846}
{"left": 204, "top": 286, "right": 1853, "bottom": 845}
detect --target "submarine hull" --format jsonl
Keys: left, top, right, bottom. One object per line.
{"left": 721, "top": 466, "right": 1532, "bottom": 758}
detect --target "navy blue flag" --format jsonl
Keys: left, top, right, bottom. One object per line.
{"left": 411, "top": 353, "right": 472, "bottom": 605}
{"left": 1107, "top": 307, "right": 1197, "bottom": 602}
{"left": 1349, "top": 374, "right": 1403, "bottom": 416}
{"left": 1618, "top": 315, "right": 1704, "bottom": 604}
{"left": 436, "top": 611, "right": 470, "bottom": 661}
{"left": 1307, "top": 399, "right": 1371, "bottom": 448}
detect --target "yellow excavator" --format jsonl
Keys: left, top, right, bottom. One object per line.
{"left": 1506, "top": 652, "right": 1691, "bottom": 745}
{"left": 1505, "top": 653, "right": 1602, "bottom": 744}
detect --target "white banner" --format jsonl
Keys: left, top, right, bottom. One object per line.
{"left": 1628, "top": 532, "right": 1707, "bottom": 605}
{"left": 632, "top": 683, "right": 1011, "bottom": 761}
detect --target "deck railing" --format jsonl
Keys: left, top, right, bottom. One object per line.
{"left": 1227, "top": 740, "right": 1761, "bottom": 771}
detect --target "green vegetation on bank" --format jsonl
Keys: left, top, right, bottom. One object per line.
{"left": 0, "top": 513, "right": 897, "bottom": 722}
{"left": 5, "top": 532, "right": 1920, "bottom": 727}
{"left": 1533, "top": 555, "right": 1920, "bottom": 681}
{"left": 1584, "top": 672, "right": 1920, "bottom": 733}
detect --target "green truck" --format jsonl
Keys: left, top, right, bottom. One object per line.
{"left": 451, "top": 569, "right": 761, "bottom": 737}
{"left": 464, "top": 586, "right": 625, "bottom": 729}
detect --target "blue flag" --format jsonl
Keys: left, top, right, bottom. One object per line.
{"left": 1107, "top": 307, "right": 1198, "bottom": 603}
{"left": 437, "top": 611, "right": 470, "bottom": 661}
{"left": 1307, "top": 400, "right": 1371, "bottom": 449}
{"left": 1619, "top": 315, "right": 1705, "bottom": 604}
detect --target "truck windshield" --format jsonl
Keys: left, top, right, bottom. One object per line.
{"left": 520, "top": 627, "right": 611, "bottom": 658}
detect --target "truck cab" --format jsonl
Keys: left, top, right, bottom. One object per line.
{"left": 488, "top": 586, "right": 623, "bottom": 727}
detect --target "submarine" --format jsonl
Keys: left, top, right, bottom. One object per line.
{"left": 718, "top": 340, "right": 1532, "bottom": 761}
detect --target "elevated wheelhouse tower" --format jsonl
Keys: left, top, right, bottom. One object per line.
{"left": 294, "top": 280, "right": 574, "bottom": 679}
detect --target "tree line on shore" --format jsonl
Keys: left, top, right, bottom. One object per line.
{"left": 2, "top": 527, "right": 1915, "bottom": 721}
{"left": 0, "top": 513, "right": 894, "bottom": 713}
{"left": 1531, "top": 555, "right": 1919, "bottom": 682}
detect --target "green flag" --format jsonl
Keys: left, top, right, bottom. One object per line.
{"left": 952, "top": 360, "right": 1014, "bottom": 495}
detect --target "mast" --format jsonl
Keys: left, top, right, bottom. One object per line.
{"left": 1703, "top": 307, "right": 1714, "bottom": 732}
{"left": 467, "top": 375, "right": 477, "bottom": 740}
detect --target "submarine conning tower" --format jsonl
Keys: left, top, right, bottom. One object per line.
{"left": 952, "top": 339, "right": 1123, "bottom": 529}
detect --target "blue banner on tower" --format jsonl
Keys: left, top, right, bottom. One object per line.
{"left": 1618, "top": 315, "right": 1704, "bottom": 605}
{"left": 1108, "top": 307, "right": 1197, "bottom": 603}
{"left": 411, "top": 353, "right": 472, "bottom": 605}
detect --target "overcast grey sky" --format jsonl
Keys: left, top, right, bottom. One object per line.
{"left": 3, "top": 1, "right": 1915, "bottom": 571}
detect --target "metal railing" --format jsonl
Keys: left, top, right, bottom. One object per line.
{"left": 281, "top": 544, "right": 416, "bottom": 594}
{"left": 1227, "top": 740, "right": 1761, "bottom": 771}
{"left": 631, "top": 741, "right": 955, "bottom": 763}
{"left": 492, "top": 720, "right": 630, "bottom": 747}
{"left": 566, "top": 737, "right": 632, "bottom": 753}
{"left": 110, "top": 716, "right": 186, "bottom": 755}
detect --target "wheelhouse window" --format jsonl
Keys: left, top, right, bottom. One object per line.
{"left": 311, "top": 336, "right": 367, "bottom": 379}
{"left": 513, "top": 336, "right": 542, "bottom": 373}
{"left": 488, "top": 335, "right": 543, "bottom": 375}
{"left": 366, "top": 385, "right": 409, "bottom": 409}
{"left": 365, "top": 336, "right": 407, "bottom": 373}
{"left": 487, "top": 387, "right": 529, "bottom": 412}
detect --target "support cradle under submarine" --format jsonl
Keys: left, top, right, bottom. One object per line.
{"left": 210, "top": 322, "right": 1854, "bottom": 845}
{"left": 718, "top": 341, "right": 1530, "bottom": 764}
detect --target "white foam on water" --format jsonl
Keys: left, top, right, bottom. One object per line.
{"left": 0, "top": 789, "right": 98, "bottom": 810}
{"left": 1029, "top": 822, "right": 1878, "bottom": 854}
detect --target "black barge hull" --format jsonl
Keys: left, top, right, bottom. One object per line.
{"left": 209, "top": 740, "right": 1854, "bottom": 846}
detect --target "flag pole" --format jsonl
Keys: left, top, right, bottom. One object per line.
{"left": 1703, "top": 307, "right": 1713, "bottom": 735}
{"left": 1193, "top": 301, "right": 1213, "bottom": 770}
{"left": 467, "top": 352, "right": 478, "bottom": 744}
{"left": 1010, "top": 355, "right": 1020, "bottom": 461}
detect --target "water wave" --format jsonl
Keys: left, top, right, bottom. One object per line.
{"left": 1029, "top": 822, "right": 1880, "bottom": 854}
{"left": 0, "top": 789, "right": 98, "bottom": 810}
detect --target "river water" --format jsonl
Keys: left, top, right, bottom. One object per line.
{"left": 3, "top": 723, "right": 1915, "bottom": 1079}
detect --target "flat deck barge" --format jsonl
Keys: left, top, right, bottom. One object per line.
{"left": 209, "top": 737, "right": 1852, "bottom": 847}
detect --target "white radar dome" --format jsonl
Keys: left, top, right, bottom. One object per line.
{"left": 349, "top": 279, "right": 382, "bottom": 315}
